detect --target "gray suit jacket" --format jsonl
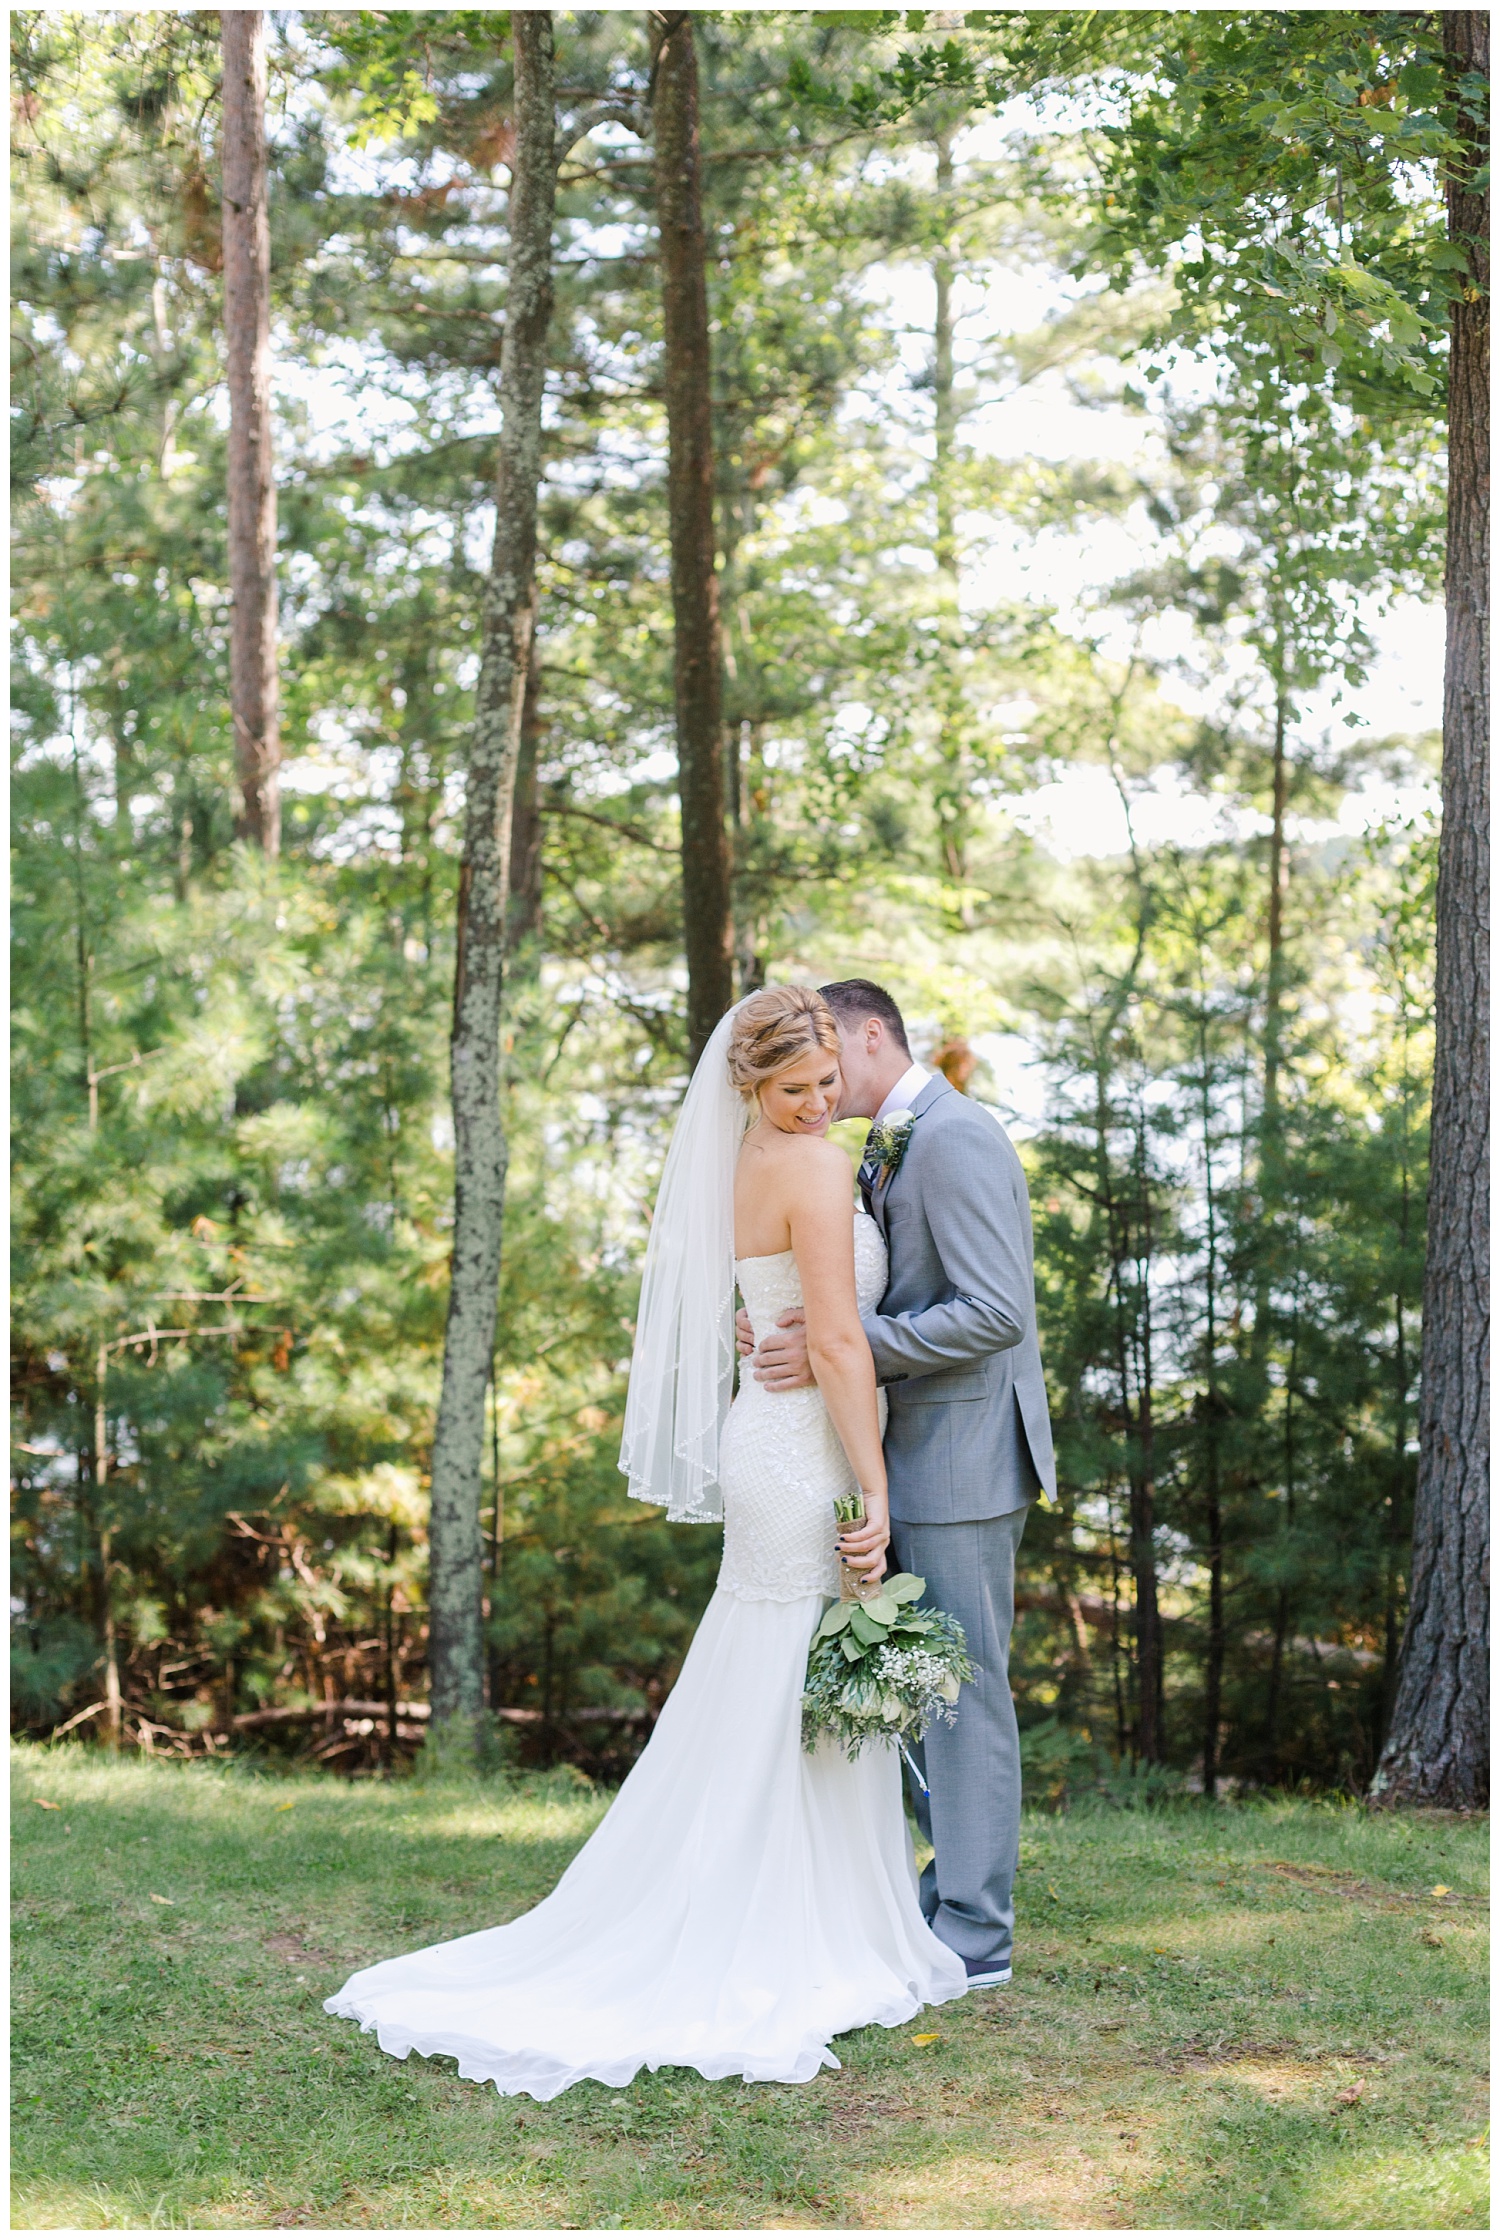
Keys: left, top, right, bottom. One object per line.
{"left": 862, "top": 1075, "right": 1056, "bottom": 1525}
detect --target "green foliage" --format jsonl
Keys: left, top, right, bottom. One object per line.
{"left": 803, "top": 1580, "right": 976, "bottom": 1756}
{"left": 1021, "top": 807, "right": 1434, "bottom": 1792}
{"left": 1087, "top": 11, "right": 1465, "bottom": 409}
{"left": 11, "top": 10, "right": 1446, "bottom": 1801}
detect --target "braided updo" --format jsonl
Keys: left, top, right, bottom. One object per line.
{"left": 725, "top": 984, "right": 841, "bottom": 1107}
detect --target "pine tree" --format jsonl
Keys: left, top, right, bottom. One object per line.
{"left": 220, "top": 10, "right": 280, "bottom": 853}
{"left": 427, "top": 8, "right": 559, "bottom": 1759}
{"left": 1375, "top": 12, "right": 1489, "bottom": 1809}
{"left": 651, "top": 9, "right": 733, "bottom": 1062}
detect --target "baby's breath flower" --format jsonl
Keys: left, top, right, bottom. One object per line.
{"left": 802, "top": 1599, "right": 974, "bottom": 1759}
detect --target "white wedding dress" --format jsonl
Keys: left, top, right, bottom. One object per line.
{"left": 325, "top": 1208, "right": 966, "bottom": 2099}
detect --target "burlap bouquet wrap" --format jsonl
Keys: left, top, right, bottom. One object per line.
{"left": 833, "top": 1490, "right": 882, "bottom": 1603}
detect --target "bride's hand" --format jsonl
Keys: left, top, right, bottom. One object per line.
{"left": 837, "top": 1492, "right": 890, "bottom": 1579}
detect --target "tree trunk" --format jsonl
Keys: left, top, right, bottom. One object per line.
{"left": 932, "top": 130, "right": 957, "bottom": 588}
{"left": 716, "top": 492, "right": 762, "bottom": 998}
{"left": 1262, "top": 1301, "right": 1299, "bottom": 1782}
{"left": 70, "top": 714, "right": 92, "bottom": 1104}
{"left": 1374, "top": 12, "right": 1489, "bottom": 1810}
{"left": 384, "top": 1522, "right": 400, "bottom": 1772}
{"left": 1197, "top": 1032, "right": 1225, "bottom": 1799}
{"left": 1107, "top": 1484, "right": 1128, "bottom": 1760}
{"left": 931, "top": 124, "right": 971, "bottom": 910}
{"left": 95, "top": 1342, "right": 121, "bottom": 1750}
{"left": 486, "top": 1356, "right": 506, "bottom": 1713}
{"left": 1379, "top": 1056, "right": 1419, "bottom": 1757}
{"left": 1099, "top": 1059, "right": 1164, "bottom": 1767}
{"left": 1263, "top": 670, "right": 1290, "bottom": 1133}
{"left": 1130, "top": 1134, "right": 1164, "bottom": 1764}
{"left": 220, "top": 11, "right": 281, "bottom": 856}
{"left": 651, "top": 9, "right": 733, "bottom": 1063}
{"left": 1128, "top": 1412, "right": 1163, "bottom": 1763}
{"left": 426, "top": 10, "right": 556, "bottom": 1758}
{"left": 505, "top": 641, "right": 545, "bottom": 960}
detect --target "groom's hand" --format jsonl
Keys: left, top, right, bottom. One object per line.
{"left": 752, "top": 1310, "right": 815, "bottom": 1390}
{"left": 732, "top": 1307, "right": 814, "bottom": 1388}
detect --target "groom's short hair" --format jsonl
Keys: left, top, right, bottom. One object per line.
{"left": 818, "top": 979, "right": 911, "bottom": 1056}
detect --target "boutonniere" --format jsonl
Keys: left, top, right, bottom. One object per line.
{"left": 865, "top": 1108, "right": 916, "bottom": 1181}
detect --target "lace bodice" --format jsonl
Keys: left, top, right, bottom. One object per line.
{"left": 717, "top": 1207, "right": 888, "bottom": 1603}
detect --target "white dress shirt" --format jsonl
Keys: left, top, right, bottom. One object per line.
{"left": 874, "top": 1060, "right": 932, "bottom": 1126}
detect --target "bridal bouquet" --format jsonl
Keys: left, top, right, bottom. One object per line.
{"left": 802, "top": 1566, "right": 976, "bottom": 1761}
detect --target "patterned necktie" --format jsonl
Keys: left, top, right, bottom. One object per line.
{"left": 857, "top": 1146, "right": 881, "bottom": 1214}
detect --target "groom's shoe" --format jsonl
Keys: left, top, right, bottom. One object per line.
{"left": 964, "top": 1960, "right": 1012, "bottom": 1989}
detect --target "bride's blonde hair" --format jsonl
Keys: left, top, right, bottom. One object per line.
{"left": 725, "top": 984, "right": 841, "bottom": 1106}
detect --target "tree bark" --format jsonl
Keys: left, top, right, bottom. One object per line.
{"left": 506, "top": 640, "right": 545, "bottom": 960}
{"left": 1196, "top": 1019, "right": 1225, "bottom": 1799}
{"left": 931, "top": 124, "right": 971, "bottom": 908}
{"left": 1097, "top": 1057, "right": 1164, "bottom": 1767}
{"left": 220, "top": 11, "right": 280, "bottom": 856}
{"left": 651, "top": 9, "right": 733, "bottom": 1063}
{"left": 1263, "top": 668, "right": 1290, "bottom": 1135}
{"left": 384, "top": 1521, "right": 400, "bottom": 1771}
{"left": 1374, "top": 11, "right": 1489, "bottom": 1810}
{"left": 95, "top": 1342, "right": 121, "bottom": 1750}
{"left": 1129, "top": 1118, "right": 1164, "bottom": 1764}
{"left": 426, "top": 10, "right": 556, "bottom": 1756}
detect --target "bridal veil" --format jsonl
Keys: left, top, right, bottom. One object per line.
{"left": 618, "top": 1003, "right": 748, "bottom": 1524}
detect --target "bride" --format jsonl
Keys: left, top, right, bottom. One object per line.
{"left": 325, "top": 985, "right": 967, "bottom": 2098}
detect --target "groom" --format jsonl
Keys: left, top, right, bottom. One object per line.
{"left": 739, "top": 979, "right": 1055, "bottom": 1988}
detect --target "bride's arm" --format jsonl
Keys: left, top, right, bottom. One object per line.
{"left": 785, "top": 1145, "right": 889, "bottom": 1575}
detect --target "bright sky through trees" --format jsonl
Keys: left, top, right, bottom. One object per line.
{"left": 13, "top": 7, "right": 1477, "bottom": 1807}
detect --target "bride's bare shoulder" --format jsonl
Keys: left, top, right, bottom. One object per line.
{"left": 740, "top": 1130, "right": 849, "bottom": 1182}
{"left": 778, "top": 1135, "right": 857, "bottom": 1204}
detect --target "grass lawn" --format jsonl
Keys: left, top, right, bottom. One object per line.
{"left": 11, "top": 1743, "right": 1487, "bottom": 2231}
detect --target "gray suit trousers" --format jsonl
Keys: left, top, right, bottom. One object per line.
{"left": 890, "top": 1503, "right": 1030, "bottom": 1973}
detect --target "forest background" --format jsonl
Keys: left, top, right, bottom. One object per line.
{"left": 11, "top": 8, "right": 1482, "bottom": 1804}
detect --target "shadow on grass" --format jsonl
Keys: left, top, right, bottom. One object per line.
{"left": 12, "top": 1747, "right": 1488, "bottom": 2231}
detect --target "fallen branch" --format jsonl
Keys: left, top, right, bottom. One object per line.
{"left": 34, "top": 1699, "right": 660, "bottom": 1749}
{"left": 312, "top": 1720, "right": 430, "bottom": 1750}
{"left": 495, "top": 1705, "right": 656, "bottom": 1727}
{"left": 228, "top": 1699, "right": 656, "bottom": 1733}
{"left": 231, "top": 1700, "right": 430, "bottom": 1732}
{"left": 48, "top": 1700, "right": 107, "bottom": 1740}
